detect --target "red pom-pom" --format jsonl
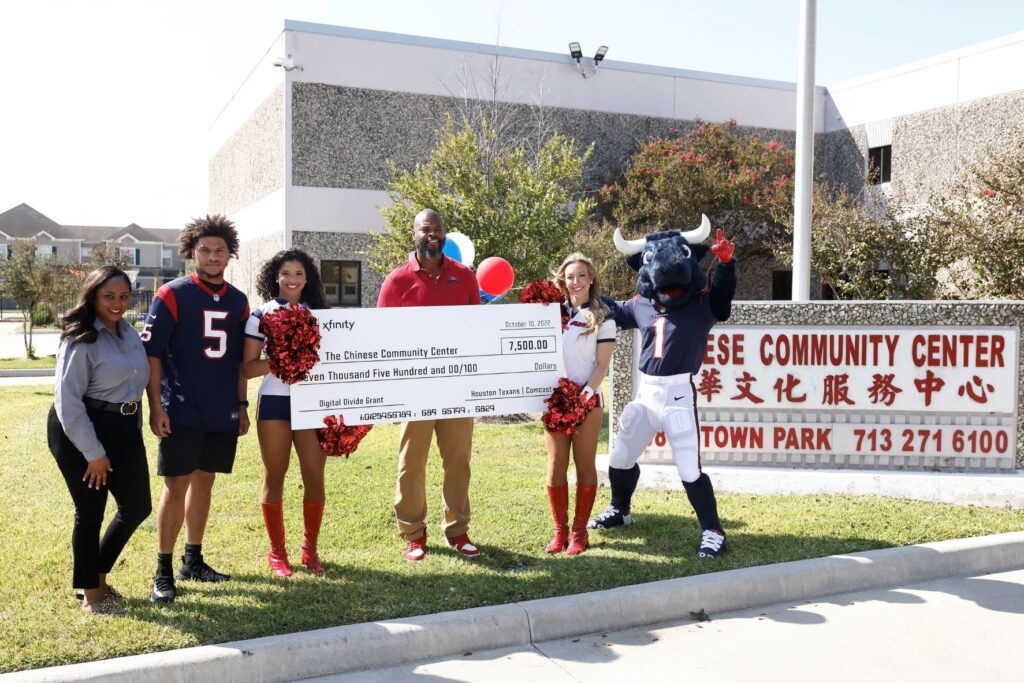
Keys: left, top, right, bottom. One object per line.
{"left": 317, "top": 415, "right": 373, "bottom": 457}
{"left": 520, "top": 279, "right": 570, "bottom": 331}
{"left": 541, "top": 378, "right": 598, "bottom": 436}
{"left": 258, "top": 304, "right": 322, "bottom": 384}
{"left": 520, "top": 279, "right": 562, "bottom": 304}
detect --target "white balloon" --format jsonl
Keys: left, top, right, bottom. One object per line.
{"left": 446, "top": 231, "right": 476, "bottom": 267}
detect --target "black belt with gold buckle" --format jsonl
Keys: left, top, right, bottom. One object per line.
{"left": 83, "top": 397, "right": 140, "bottom": 416}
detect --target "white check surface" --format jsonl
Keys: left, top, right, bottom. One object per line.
{"left": 290, "top": 304, "right": 564, "bottom": 428}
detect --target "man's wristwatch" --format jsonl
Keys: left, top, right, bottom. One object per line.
{"left": 238, "top": 400, "right": 250, "bottom": 407}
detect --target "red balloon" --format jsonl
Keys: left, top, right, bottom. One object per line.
{"left": 477, "top": 256, "right": 515, "bottom": 296}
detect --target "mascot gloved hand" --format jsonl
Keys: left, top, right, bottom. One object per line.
{"left": 710, "top": 228, "right": 735, "bottom": 264}
{"left": 589, "top": 215, "right": 737, "bottom": 559}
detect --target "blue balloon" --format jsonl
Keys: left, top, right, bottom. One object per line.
{"left": 442, "top": 239, "right": 462, "bottom": 263}
{"left": 479, "top": 290, "right": 506, "bottom": 304}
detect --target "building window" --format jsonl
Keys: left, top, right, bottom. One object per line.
{"left": 119, "top": 247, "right": 140, "bottom": 266}
{"left": 321, "top": 260, "right": 361, "bottom": 307}
{"left": 868, "top": 145, "right": 891, "bottom": 184}
{"left": 36, "top": 245, "right": 57, "bottom": 258}
{"left": 161, "top": 248, "right": 173, "bottom": 268}
{"left": 771, "top": 270, "right": 792, "bottom": 300}
{"left": 0, "top": 243, "right": 7, "bottom": 259}
{"left": 81, "top": 246, "right": 93, "bottom": 261}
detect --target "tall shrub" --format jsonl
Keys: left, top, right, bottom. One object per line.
{"left": 603, "top": 119, "right": 794, "bottom": 261}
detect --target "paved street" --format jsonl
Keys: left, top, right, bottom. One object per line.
{"left": 317, "top": 568, "right": 1024, "bottom": 682}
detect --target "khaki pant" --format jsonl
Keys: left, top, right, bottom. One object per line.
{"left": 394, "top": 417, "right": 473, "bottom": 541}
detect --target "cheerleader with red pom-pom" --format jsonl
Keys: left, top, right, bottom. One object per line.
{"left": 242, "top": 249, "right": 330, "bottom": 577}
{"left": 538, "top": 254, "right": 615, "bottom": 556}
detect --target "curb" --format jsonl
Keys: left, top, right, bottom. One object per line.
{"left": 12, "top": 531, "right": 1024, "bottom": 682}
{"left": 0, "top": 369, "right": 54, "bottom": 378}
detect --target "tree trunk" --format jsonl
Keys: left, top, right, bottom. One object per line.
{"left": 21, "top": 307, "right": 35, "bottom": 359}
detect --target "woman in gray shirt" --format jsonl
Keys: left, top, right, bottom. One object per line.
{"left": 47, "top": 266, "right": 151, "bottom": 615}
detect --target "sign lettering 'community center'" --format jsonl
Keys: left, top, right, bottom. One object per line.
{"left": 644, "top": 326, "right": 1018, "bottom": 459}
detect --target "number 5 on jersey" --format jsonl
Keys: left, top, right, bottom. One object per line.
{"left": 203, "top": 310, "right": 230, "bottom": 358}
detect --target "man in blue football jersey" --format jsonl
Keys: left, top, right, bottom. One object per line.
{"left": 142, "top": 216, "right": 250, "bottom": 603}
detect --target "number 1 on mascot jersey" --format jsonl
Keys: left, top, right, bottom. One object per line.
{"left": 652, "top": 317, "right": 667, "bottom": 359}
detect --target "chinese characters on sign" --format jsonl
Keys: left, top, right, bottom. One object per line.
{"left": 642, "top": 326, "right": 1018, "bottom": 459}
{"left": 696, "top": 327, "right": 1015, "bottom": 413}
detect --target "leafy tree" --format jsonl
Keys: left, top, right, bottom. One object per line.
{"left": 368, "top": 116, "right": 595, "bottom": 287}
{"left": 909, "top": 140, "right": 1024, "bottom": 299}
{"left": 602, "top": 119, "right": 794, "bottom": 261}
{"left": 769, "top": 182, "right": 925, "bottom": 300}
{"left": 0, "top": 239, "right": 75, "bottom": 358}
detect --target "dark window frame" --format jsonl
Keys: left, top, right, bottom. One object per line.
{"left": 771, "top": 270, "right": 792, "bottom": 300}
{"left": 867, "top": 145, "right": 892, "bottom": 184}
{"left": 322, "top": 259, "right": 362, "bottom": 308}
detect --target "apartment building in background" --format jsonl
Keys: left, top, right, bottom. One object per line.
{"left": 0, "top": 202, "right": 184, "bottom": 292}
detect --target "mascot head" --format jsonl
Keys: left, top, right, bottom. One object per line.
{"left": 614, "top": 214, "right": 712, "bottom": 309}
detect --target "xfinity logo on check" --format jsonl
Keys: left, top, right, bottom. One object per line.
{"left": 322, "top": 320, "right": 356, "bottom": 332}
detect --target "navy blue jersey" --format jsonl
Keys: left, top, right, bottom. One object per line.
{"left": 142, "top": 274, "right": 249, "bottom": 431}
{"left": 613, "top": 261, "right": 736, "bottom": 376}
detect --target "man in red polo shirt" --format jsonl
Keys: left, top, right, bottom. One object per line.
{"left": 377, "top": 209, "right": 481, "bottom": 561}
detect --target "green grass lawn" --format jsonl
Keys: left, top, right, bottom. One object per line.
{"left": 0, "top": 355, "right": 57, "bottom": 369}
{"left": 2, "top": 384, "right": 1023, "bottom": 673}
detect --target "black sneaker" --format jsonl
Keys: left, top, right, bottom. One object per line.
{"left": 587, "top": 506, "right": 633, "bottom": 530}
{"left": 176, "top": 560, "right": 230, "bottom": 583}
{"left": 697, "top": 529, "right": 726, "bottom": 558}
{"left": 150, "top": 574, "right": 177, "bottom": 603}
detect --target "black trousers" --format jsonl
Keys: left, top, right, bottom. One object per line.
{"left": 47, "top": 404, "right": 152, "bottom": 590}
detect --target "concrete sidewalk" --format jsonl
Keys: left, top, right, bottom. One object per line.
{"left": 323, "top": 567, "right": 1024, "bottom": 682}
{"left": 11, "top": 532, "right": 1024, "bottom": 682}
{"left": 0, "top": 374, "right": 54, "bottom": 385}
{"left": 0, "top": 320, "right": 59, "bottom": 360}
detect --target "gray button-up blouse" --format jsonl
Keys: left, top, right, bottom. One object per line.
{"left": 53, "top": 318, "right": 149, "bottom": 461}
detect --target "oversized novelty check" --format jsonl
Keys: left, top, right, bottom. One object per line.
{"left": 289, "top": 304, "right": 564, "bottom": 428}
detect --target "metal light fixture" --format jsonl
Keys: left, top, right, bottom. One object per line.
{"left": 567, "top": 42, "right": 608, "bottom": 78}
{"left": 273, "top": 54, "right": 303, "bottom": 72}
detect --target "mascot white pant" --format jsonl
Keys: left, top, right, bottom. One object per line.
{"left": 610, "top": 372, "right": 701, "bottom": 483}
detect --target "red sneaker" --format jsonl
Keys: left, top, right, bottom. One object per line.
{"left": 404, "top": 534, "right": 428, "bottom": 562}
{"left": 445, "top": 534, "right": 481, "bottom": 558}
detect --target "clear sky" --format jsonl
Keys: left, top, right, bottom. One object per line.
{"left": 1, "top": 0, "right": 1022, "bottom": 228}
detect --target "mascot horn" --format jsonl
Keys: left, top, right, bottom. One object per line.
{"left": 589, "top": 214, "right": 737, "bottom": 559}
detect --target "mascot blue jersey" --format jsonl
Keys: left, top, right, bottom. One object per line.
{"left": 612, "top": 261, "right": 736, "bottom": 376}
{"left": 142, "top": 274, "right": 249, "bottom": 432}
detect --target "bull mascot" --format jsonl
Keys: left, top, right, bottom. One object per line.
{"left": 589, "top": 215, "right": 736, "bottom": 558}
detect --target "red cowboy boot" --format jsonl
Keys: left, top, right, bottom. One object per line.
{"left": 567, "top": 484, "right": 598, "bottom": 556}
{"left": 301, "top": 499, "right": 326, "bottom": 574}
{"left": 545, "top": 484, "right": 570, "bottom": 553}
{"left": 261, "top": 501, "right": 293, "bottom": 577}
